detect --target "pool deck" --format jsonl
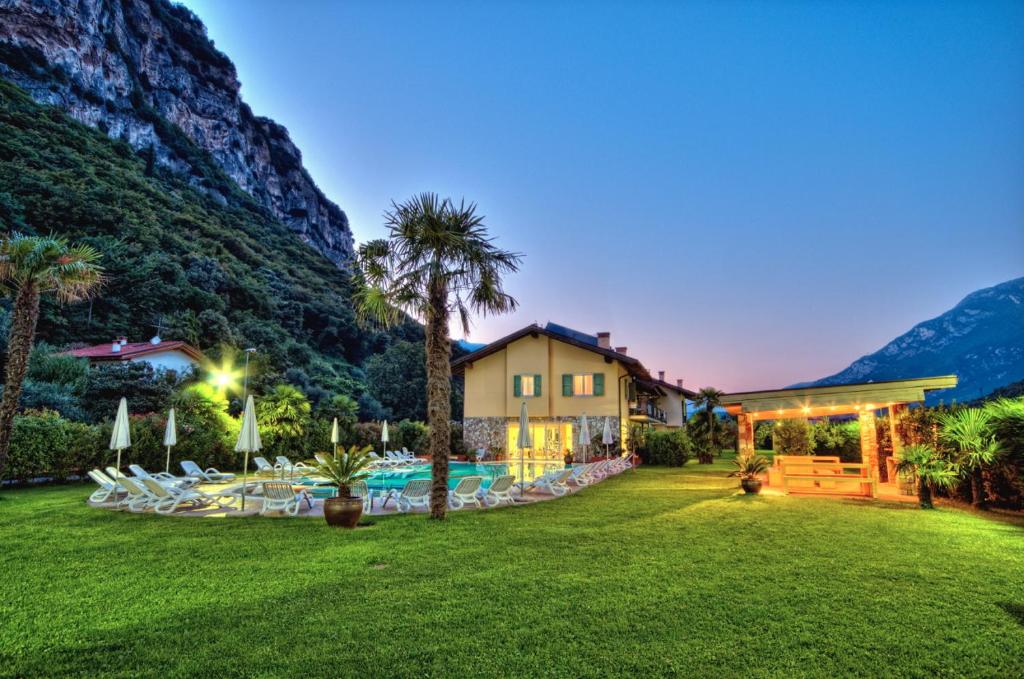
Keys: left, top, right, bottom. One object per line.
{"left": 88, "top": 467, "right": 600, "bottom": 518}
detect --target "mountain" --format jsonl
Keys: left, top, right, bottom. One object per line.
{"left": 795, "top": 277, "right": 1024, "bottom": 403}
{"left": 0, "top": 0, "right": 352, "bottom": 265}
{"left": 0, "top": 77, "right": 420, "bottom": 412}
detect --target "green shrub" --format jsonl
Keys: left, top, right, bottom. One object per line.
{"left": 394, "top": 419, "right": 429, "bottom": 453}
{"left": 773, "top": 419, "right": 815, "bottom": 456}
{"left": 645, "top": 429, "right": 692, "bottom": 467}
{"left": 812, "top": 417, "right": 861, "bottom": 462}
{"left": 4, "top": 409, "right": 103, "bottom": 481}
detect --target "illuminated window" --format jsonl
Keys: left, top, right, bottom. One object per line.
{"left": 521, "top": 375, "right": 535, "bottom": 397}
{"left": 562, "top": 372, "right": 605, "bottom": 397}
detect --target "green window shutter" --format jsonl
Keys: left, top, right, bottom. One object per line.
{"left": 562, "top": 374, "right": 573, "bottom": 397}
{"left": 534, "top": 374, "right": 542, "bottom": 397}
{"left": 593, "top": 373, "right": 605, "bottom": 396}
{"left": 513, "top": 374, "right": 522, "bottom": 398}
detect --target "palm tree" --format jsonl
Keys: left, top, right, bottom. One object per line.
{"left": 894, "top": 444, "right": 959, "bottom": 509}
{"left": 356, "top": 193, "right": 521, "bottom": 519}
{"left": 692, "top": 386, "right": 724, "bottom": 463}
{"left": 0, "top": 234, "right": 102, "bottom": 479}
{"left": 258, "top": 384, "right": 312, "bottom": 455}
{"left": 939, "top": 408, "right": 1000, "bottom": 509}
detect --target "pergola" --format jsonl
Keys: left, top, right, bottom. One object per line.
{"left": 721, "top": 375, "right": 958, "bottom": 488}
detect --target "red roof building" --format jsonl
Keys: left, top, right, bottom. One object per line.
{"left": 64, "top": 337, "right": 203, "bottom": 372}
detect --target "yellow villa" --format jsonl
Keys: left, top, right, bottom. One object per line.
{"left": 452, "top": 323, "right": 695, "bottom": 459}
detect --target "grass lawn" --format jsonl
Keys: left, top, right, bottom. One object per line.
{"left": 2, "top": 461, "right": 1023, "bottom": 678}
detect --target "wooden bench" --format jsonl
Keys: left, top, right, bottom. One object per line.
{"left": 767, "top": 456, "right": 841, "bottom": 486}
{"left": 779, "top": 461, "right": 877, "bottom": 498}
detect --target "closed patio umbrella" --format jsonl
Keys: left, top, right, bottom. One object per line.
{"left": 163, "top": 407, "right": 177, "bottom": 474}
{"left": 234, "top": 395, "right": 262, "bottom": 511}
{"left": 381, "top": 420, "right": 389, "bottom": 457}
{"left": 602, "top": 417, "right": 614, "bottom": 458}
{"left": 578, "top": 413, "right": 591, "bottom": 463}
{"left": 517, "top": 401, "right": 530, "bottom": 497}
{"left": 109, "top": 397, "right": 131, "bottom": 491}
{"left": 330, "top": 417, "right": 340, "bottom": 457}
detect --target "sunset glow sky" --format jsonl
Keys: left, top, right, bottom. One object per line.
{"left": 181, "top": 0, "right": 1024, "bottom": 391}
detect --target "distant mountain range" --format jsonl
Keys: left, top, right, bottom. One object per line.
{"left": 793, "top": 277, "right": 1024, "bottom": 403}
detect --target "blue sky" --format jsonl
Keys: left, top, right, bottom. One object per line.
{"left": 180, "top": 0, "right": 1024, "bottom": 391}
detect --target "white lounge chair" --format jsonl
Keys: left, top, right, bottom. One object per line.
{"left": 128, "top": 464, "right": 198, "bottom": 488}
{"left": 259, "top": 481, "right": 314, "bottom": 516}
{"left": 314, "top": 453, "right": 330, "bottom": 466}
{"left": 480, "top": 474, "right": 517, "bottom": 507}
{"left": 368, "top": 452, "right": 399, "bottom": 468}
{"left": 180, "top": 461, "right": 236, "bottom": 483}
{"left": 253, "top": 456, "right": 276, "bottom": 475}
{"left": 448, "top": 476, "right": 484, "bottom": 510}
{"left": 527, "top": 469, "right": 574, "bottom": 496}
{"left": 114, "top": 476, "right": 159, "bottom": 512}
{"left": 474, "top": 448, "right": 486, "bottom": 463}
{"left": 140, "top": 478, "right": 230, "bottom": 515}
{"left": 274, "top": 456, "right": 313, "bottom": 475}
{"left": 566, "top": 463, "right": 597, "bottom": 487}
{"left": 401, "top": 448, "right": 427, "bottom": 464}
{"left": 396, "top": 479, "right": 433, "bottom": 513}
{"left": 385, "top": 451, "right": 410, "bottom": 465}
{"left": 87, "top": 470, "right": 124, "bottom": 504}
{"left": 348, "top": 479, "right": 372, "bottom": 513}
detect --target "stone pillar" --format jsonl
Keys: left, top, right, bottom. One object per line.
{"left": 859, "top": 409, "right": 879, "bottom": 479}
{"left": 737, "top": 412, "right": 755, "bottom": 456}
{"left": 888, "top": 403, "right": 907, "bottom": 459}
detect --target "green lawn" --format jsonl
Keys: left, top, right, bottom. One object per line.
{"left": 2, "top": 462, "right": 1023, "bottom": 678}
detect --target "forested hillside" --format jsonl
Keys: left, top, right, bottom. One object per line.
{"left": 0, "top": 79, "right": 421, "bottom": 412}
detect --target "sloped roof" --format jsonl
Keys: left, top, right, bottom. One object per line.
{"left": 65, "top": 340, "right": 204, "bottom": 363}
{"left": 451, "top": 323, "right": 652, "bottom": 380}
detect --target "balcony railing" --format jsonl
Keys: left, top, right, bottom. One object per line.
{"left": 629, "top": 402, "right": 666, "bottom": 423}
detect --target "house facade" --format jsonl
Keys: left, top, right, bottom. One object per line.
{"left": 452, "top": 323, "right": 694, "bottom": 459}
{"left": 65, "top": 336, "right": 203, "bottom": 374}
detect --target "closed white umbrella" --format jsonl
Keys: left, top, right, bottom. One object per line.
{"left": 234, "top": 395, "right": 262, "bottom": 511}
{"left": 109, "top": 397, "right": 131, "bottom": 492}
{"left": 578, "top": 413, "right": 591, "bottom": 464}
{"left": 381, "top": 419, "right": 389, "bottom": 457}
{"left": 330, "top": 417, "right": 340, "bottom": 456}
{"left": 516, "top": 401, "right": 530, "bottom": 497}
{"left": 163, "top": 407, "right": 177, "bottom": 473}
{"left": 602, "top": 417, "right": 614, "bottom": 458}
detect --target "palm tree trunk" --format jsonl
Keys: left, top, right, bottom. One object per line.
{"left": 425, "top": 277, "right": 452, "bottom": 520}
{"left": 0, "top": 283, "right": 40, "bottom": 480}
{"left": 971, "top": 468, "right": 986, "bottom": 510}
{"left": 918, "top": 478, "right": 933, "bottom": 509}
{"left": 703, "top": 409, "right": 713, "bottom": 464}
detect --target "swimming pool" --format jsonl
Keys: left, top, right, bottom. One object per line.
{"left": 293, "top": 460, "right": 566, "bottom": 498}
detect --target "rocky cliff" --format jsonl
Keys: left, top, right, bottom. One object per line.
{"left": 0, "top": 0, "right": 353, "bottom": 264}
{"left": 795, "top": 277, "right": 1024, "bottom": 403}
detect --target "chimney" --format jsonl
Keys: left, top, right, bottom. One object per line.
{"left": 658, "top": 370, "right": 665, "bottom": 382}
{"left": 677, "top": 379, "right": 684, "bottom": 389}
{"left": 111, "top": 339, "right": 121, "bottom": 353}
{"left": 596, "top": 332, "right": 611, "bottom": 349}
{"left": 615, "top": 346, "right": 628, "bottom": 355}
{"left": 118, "top": 337, "right": 128, "bottom": 346}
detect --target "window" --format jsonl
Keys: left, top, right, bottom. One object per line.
{"left": 562, "top": 372, "right": 605, "bottom": 397}
{"left": 513, "top": 373, "right": 542, "bottom": 398}
{"left": 573, "top": 374, "right": 594, "bottom": 396}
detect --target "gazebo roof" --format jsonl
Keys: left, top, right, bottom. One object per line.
{"left": 721, "top": 375, "right": 958, "bottom": 419}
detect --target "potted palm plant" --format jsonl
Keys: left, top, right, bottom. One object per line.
{"left": 729, "top": 452, "right": 770, "bottom": 494}
{"left": 893, "top": 444, "right": 959, "bottom": 509}
{"left": 317, "top": 444, "right": 373, "bottom": 527}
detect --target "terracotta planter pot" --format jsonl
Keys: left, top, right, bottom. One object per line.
{"left": 741, "top": 478, "right": 762, "bottom": 494}
{"left": 323, "top": 495, "right": 363, "bottom": 528}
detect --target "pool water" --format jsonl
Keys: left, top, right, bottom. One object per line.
{"left": 294, "top": 460, "right": 566, "bottom": 498}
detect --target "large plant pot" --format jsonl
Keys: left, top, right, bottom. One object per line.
{"left": 324, "top": 495, "right": 363, "bottom": 528}
{"left": 741, "top": 478, "right": 762, "bottom": 495}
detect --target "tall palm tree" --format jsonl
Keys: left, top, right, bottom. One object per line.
{"left": 939, "top": 408, "right": 1000, "bottom": 509}
{"left": 0, "top": 234, "right": 102, "bottom": 479}
{"left": 356, "top": 193, "right": 521, "bottom": 519}
{"left": 894, "top": 444, "right": 959, "bottom": 509}
{"left": 692, "top": 386, "right": 724, "bottom": 463}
